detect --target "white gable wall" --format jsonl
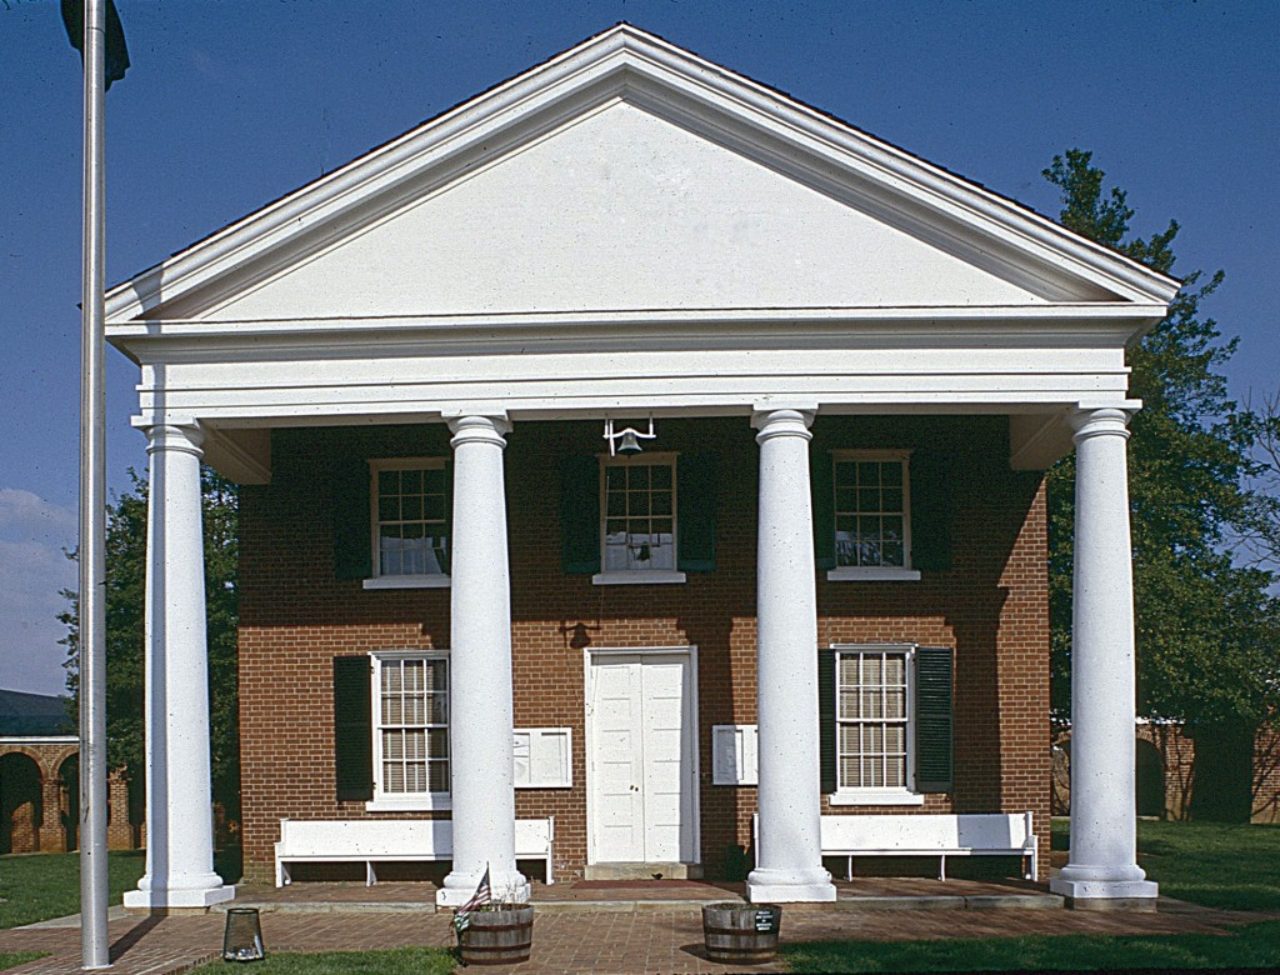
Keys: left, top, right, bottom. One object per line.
{"left": 206, "top": 103, "right": 1049, "bottom": 321}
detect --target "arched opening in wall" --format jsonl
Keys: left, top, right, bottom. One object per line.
{"left": 127, "top": 772, "right": 144, "bottom": 849}
{"left": 1189, "top": 721, "right": 1255, "bottom": 823}
{"left": 1050, "top": 741, "right": 1071, "bottom": 817}
{"left": 58, "top": 755, "right": 79, "bottom": 852}
{"left": 0, "top": 753, "right": 44, "bottom": 854}
{"left": 1135, "top": 738, "right": 1165, "bottom": 818}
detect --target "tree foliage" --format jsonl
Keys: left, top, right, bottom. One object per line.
{"left": 1044, "top": 149, "right": 1279, "bottom": 728}
{"left": 61, "top": 468, "right": 241, "bottom": 822}
{"left": 1243, "top": 391, "right": 1280, "bottom": 573}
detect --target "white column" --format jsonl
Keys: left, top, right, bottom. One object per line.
{"left": 747, "top": 410, "right": 836, "bottom": 903}
{"left": 124, "top": 424, "right": 234, "bottom": 909}
{"left": 438, "top": 415, "right": 530, "bottom": 907}
{"left": 1050, "top": 408, "right": 1157, "bottom": 906}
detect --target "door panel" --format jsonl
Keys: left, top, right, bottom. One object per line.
{"left": 589, "top": 653, "right": 695, "bottom": 864}
{"left": 590, "top": 656, "right": 645, "bottom": 862}
{"left": 642, "top": 660, "right": 687, "bottom": 862}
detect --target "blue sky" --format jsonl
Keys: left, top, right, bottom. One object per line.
{"left": 1, "top": 0, "right": 1277, "bottom": 695}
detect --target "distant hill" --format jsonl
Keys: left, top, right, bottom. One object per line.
{"left": 0, "top": 689, "right": 75, "bottom": 736}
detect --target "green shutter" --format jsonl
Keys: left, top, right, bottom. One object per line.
{"left": 334, "top": 655, "right": 373, "bottom": 802}
{"left": 818, "top": 649, "right": 837, "bottom": 794}
{"left": 440, "top": 459, "right": 453, "bottom": 575}
{"left": 811, "top": 448, "right": 836, "bottom": 571}
{"left": 560, "top": 455, "right": 601, "bottom": 574}
{"left": 333, "top": 459, "right": 372, "bottom": 580}
{"left": 677, "top": 452, "right": 717, "bottom": 572}
{"left": 915, "top": 646, "right": 954, "bottom": 793}
{"left": 910, "top": 449, "right": 952, "bottom": 572}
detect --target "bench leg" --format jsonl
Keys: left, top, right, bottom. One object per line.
{"left": 846, "top": 856, "right": 853, "bottom": 883}
{"left": 366, "top": 861, "right": 376, "bottom": 887}
{"left": 939, "top": 855, "right": 946, "bottom": 883}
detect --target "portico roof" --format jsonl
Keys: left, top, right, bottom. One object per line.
{"left": 103, "top": 24, "right": 1177, "bottom": 480}
{"left": 105, "top": 23, "right": 1176, "bottom": 327}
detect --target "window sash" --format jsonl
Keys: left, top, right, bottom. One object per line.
{"left": 831, "top": 450, "right": 912, "bottom": 570}
{"left": 835, "top": 647, "right": 912, "bottom": 792}
{"left": 369, "top": 458, "right": 448, "bottom": 578}
{"left": 373, "top": 654, "right": 449, "bottom": 798}
{"left": 600, "top": 454, "right": 678, "bottom": 572}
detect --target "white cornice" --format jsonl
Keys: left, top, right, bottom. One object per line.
{"left": 105, "top": 24, "right": 1178, "bottom": 327}
{"left": 109, "top": 302, "right": 1167, "bottom": 342}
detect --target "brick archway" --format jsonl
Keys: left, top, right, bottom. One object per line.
{"left": 0, "top": 751, "right": 43, "bottom": 854}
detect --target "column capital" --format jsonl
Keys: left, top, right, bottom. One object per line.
{"left": 752, "top": 409, "right": 814, "bottom": 444}
{"left": 143, "top": 423, "right": 204, "bottom": 457}
{"left": 448, "top": 414, "right": 512, "bottom": 448}
{"left": 1069, "top": 407, "right": 1133, "bottom": 444}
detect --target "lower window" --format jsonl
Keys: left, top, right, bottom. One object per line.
{"left": 373, "top": 653, "right": 449, "bottom": 803}
{"left": 834, "top": 646, "right": 919, "bottom": 802}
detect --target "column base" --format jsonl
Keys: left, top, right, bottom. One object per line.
{"left": 746, "top": 867, "right": 836, "bottom": 903}
{"left": 437, "top": 870, "right": 530, "bottom": 908}
{"left": 123, "top": 883, "right": 236, "bottom": 911}
{"left": 1049, "top": 876, "right": 1158, "bottom": 908}
{"left": 746, "top": 880, "right": 837, "bottom": 903}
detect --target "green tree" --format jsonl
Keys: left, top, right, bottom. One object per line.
{"left": 1243, "top": 391, "right": 1280, "bottom": 573}
{"left": 1044, "top": 150, "right": 1279, "bottom": 732}
{"left": 61, "top": 468, "right": 241, "bottom": 828}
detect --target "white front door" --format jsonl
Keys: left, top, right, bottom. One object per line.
{"left": 588, "top": 651, "right": 697, "bottom": 864}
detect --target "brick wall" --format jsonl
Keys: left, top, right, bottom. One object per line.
{"left": 1053, "top": 721, "right": 1280, "bottom": 825}
{"left": 0, "top": 741, "right": 139, "bottom": 853}
{"left": 238, "top": 416, "right": 1050, "bottom": 883}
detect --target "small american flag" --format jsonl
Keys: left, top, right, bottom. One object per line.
{"left": 453, "top": 865, "right": 492, "bottom": 939}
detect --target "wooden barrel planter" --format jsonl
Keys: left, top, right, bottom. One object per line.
{"left": 702, "top": 902, "right": 782, "bottom": 965}
{"left": 459, "top": 906, "right": 535, "bottom": 966}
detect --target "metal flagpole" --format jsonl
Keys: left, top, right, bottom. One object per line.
{"left": 78, "top": 0, "right": 111, "bottom": 968}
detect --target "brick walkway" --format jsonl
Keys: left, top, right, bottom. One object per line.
{"left": 0, "top": 890, "right": 1269, "bottom": 975}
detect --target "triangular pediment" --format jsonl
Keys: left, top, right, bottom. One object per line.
{"left": 201, "top": 102, "right": 1055, "bottom": 321}
{"left": 106, "top": 25, "right": 1177, "bottom": 326}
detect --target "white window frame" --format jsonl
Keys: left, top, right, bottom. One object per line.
{"left": 711, "top": 724, "right": 758, "bottom": 786}
{"left": 363, "top": 457, "right": 451, "bottom": 590}
{"left": 827, "top": 449, "right": 921, "bottom": 582}
{"left": 367, "top": 650, "right": 451, "bottom": 811}
{"left": 829, "top": 643, "right": 924, "bottom": 806}
{"left": 592, "top": 451, "right": 687, "bottom": 586}
{"left": 512, "top": 727, "right": 574, "bottom": 788}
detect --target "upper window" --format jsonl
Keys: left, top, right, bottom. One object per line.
{"left": 830, "top": 450, "right": 919, "bottom": 581}
{"left": 371, "top": 653, "right": 449, "bottom": 807}
{"left": 366, "top": 458, "right": 449, "bottom": 588}
{"left": 832, "top": 645, "right": 922, "bottom": 805}
{"left": 595, "top": 454, "right": 685, "bottom": 585}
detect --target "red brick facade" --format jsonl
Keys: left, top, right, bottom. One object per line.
{"left": 238, "top": 415, "right": 1050, "bottom": 884}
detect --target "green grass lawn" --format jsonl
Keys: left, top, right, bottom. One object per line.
{"left": 0, "top": 952, "right": 47, "bottom": 972}
{"left": 0, "top": 850, "right": 145, "bottom": 929}
{"left": 191, "top": 947, "right": 455, "bottom": 974}
{"left": 1052, "top": 817, "right": 1280, "bottom": 910}
{"left": 784, "top": 919, "right": 1280, "bottom": 973}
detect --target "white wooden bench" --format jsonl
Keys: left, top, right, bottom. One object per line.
{"left": 275, "top": 817, "right": 555, "bottom": 887}
{"left": 754, "top": 812, "right": 1037, "bottom": 882}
